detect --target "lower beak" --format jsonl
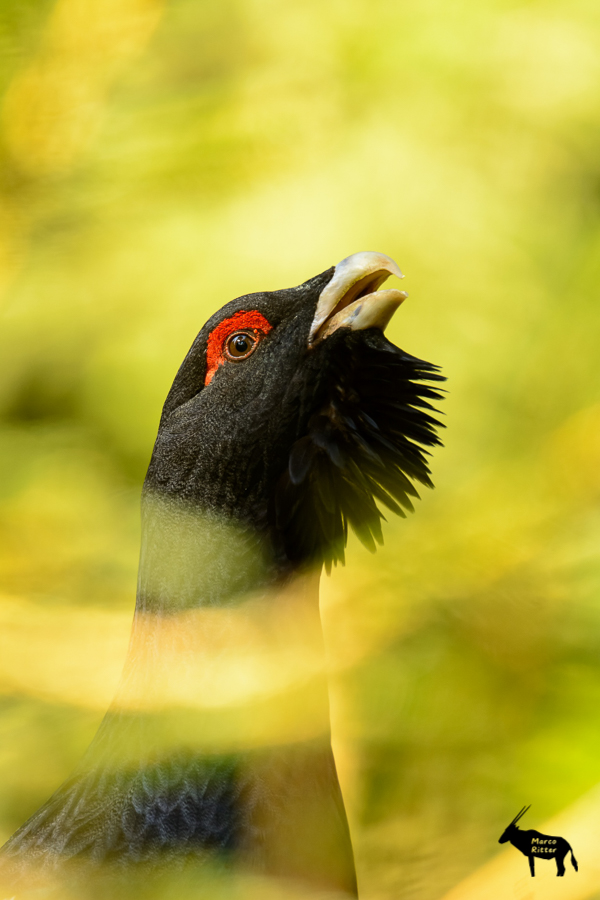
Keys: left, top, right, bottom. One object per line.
{"left": 309, "top": 251, "right": 407, "bottom": 345}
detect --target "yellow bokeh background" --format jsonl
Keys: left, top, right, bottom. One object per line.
{"left": 1, "top": 0, "right": 600, "bottom": 897}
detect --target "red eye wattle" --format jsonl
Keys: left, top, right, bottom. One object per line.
{"left": 205, "top": 310, "right": 272, "bottom": 385}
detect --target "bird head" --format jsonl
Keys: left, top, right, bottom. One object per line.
{"left": 142, "top": 251, "right": 444, "bottom": 601}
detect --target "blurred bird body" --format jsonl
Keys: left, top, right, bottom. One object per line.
{"left": 0, "top": 253, "right": 443, "bottom": 897}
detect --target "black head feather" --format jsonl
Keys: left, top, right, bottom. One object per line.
{"left": 144, "top": 262, "right": 444, "bottom": 575}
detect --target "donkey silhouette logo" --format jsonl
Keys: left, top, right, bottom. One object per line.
{"left": 499, "top": 806, "right": 578, "bottom": 877}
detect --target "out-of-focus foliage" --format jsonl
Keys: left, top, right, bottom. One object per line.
{"left": 1, "top": 0, "right": 600, "bottom": 897}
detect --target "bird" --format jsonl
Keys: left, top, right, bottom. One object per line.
{"left": 0, "top": 251, "right": 444, "bottom": 899}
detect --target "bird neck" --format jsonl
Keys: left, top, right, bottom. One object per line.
{"left": 107, "top": 491, "right": 331, "bottom": 760}
{"left": 135, "top": 490, "right": 292, "bottom": 613}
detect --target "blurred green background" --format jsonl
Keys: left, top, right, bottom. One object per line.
{"left": 1, "top": 0, "right": 600, "bottom": 897}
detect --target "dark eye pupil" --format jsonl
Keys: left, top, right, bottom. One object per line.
{"left": 226, "top": 330, "right": 257, "bottom": 360}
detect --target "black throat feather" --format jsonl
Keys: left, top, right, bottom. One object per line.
{"left": 274, "top": 327, "right": 444, "bottom": 572}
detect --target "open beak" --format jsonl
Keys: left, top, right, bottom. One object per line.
{"left": 308, "top": 251, "right": 407, "bottom": 346}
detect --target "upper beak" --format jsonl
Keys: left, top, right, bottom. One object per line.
{"left": 308, "top": 251, "right": 407, "bottom": 345}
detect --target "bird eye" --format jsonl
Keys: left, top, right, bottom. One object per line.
{"left": 224, "top": 330, "right": 258, "bottom": 360}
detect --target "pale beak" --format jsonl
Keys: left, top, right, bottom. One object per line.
{"left": 308, "top": 251, "right": 407, "bottom": 346}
